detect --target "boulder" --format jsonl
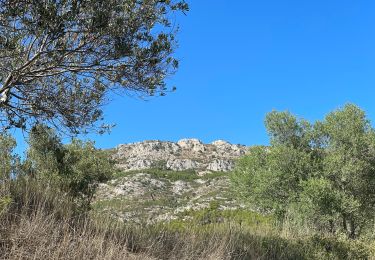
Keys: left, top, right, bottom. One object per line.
{"left": 116, "top": 140, "right": 181, "bottom": 161}
{"left": 166, "top": 159, "right": 200, "bottom": 171}
{"left": 211, "top": 140, "right": 247, "bottom": 157}
{"left": 177, "top": 138, "right": 206, "bottom": 153}
{"left": 207, "top": 159, "right": 234, "bottom": 172}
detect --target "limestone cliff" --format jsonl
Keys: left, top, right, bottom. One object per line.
{"left": 113, "top": 138, "right": 248, "bottom": 172}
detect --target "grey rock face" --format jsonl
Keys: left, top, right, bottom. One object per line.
{"left": 114, "top": 138, "right": 248, "bottom": 172}
{"left": 96, "top": 173, "right": 166, "bottom": 199}
{"left": 177, "top": 138, "right": 206, "bottom": 153}
{"left": 118, "top": 159, "right": 153, "bottom": 171}
{"left": 166, "top": 159, "right": 200, "bottom": 171}
{"left": 172, "top": 180, "right": 193, "bottom": 195}
{"left": 207, "top": 159, "right": 235, "bottom": 172}
{"left": 115, "top": 140, "right": 181, "bottom": 161}
{"left": 211, "top": 140, "right": 246, "bottom": 157}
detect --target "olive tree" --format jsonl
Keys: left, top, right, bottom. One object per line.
{"left": 317, "top": 104, "right": 375, "bottom": 238}
{"left": 232, "top": 111, "right": 317, "bottom": 218}
{"left": 0, "top": 0, "right": 188, "bottom": 133}
{"left": 26, "top": 124, "right": 114, "bottom": 208}
{"left": 232, "top": 104, "right": 375, "bottom": 238}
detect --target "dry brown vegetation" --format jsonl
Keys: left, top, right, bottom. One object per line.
{"left": 1, "top": 178, "right": 373, "bottom": 260}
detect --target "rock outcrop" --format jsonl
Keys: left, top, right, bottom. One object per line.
{"left": 96, "top": 139, "right": 249, "bottom": 224}
{"left": 113, "top": 139, "right": 248, "bottom": 172}
{"left": 95, "top": 171, "right": 241, "bottom": 224}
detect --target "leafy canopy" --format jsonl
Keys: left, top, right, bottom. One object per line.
{"left": 232, "top": 104, "right": 375, "bottom": 238}
{"left": 0, "top": 0, "right": 188, "bottom": 133}
{"left": 26, "top": 124, "right": 114, "bottom": 207}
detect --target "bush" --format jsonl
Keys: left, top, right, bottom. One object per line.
{"left": 0, "top": 133, "right": 18, "bottom": 181}
{"left": 232, "top": 104, "right": 375, "bottom": 238}
{"left": 25, "top": 124, "right": 114, "bottom": 210}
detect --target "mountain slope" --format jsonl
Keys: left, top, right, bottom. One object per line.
{"left": 94, "top": 139, "right": 249, "bottom": 223}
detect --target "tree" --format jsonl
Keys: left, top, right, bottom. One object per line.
{"left": 232, "top": 111, "right": 317, "bottom": 218}
{"left": 0, "top": 132, "right": 18, "bottom": 182}
{"left": 232, "top": 104, "right": 375, "bottom": 238}
{"left": 0, "top": 0, "right": 188, "bottom": 133}
{"left": 265, "top": 110, "right": 311, "bottom": 149}
{"left": 0, "top": 132, "right": 19, "bottom": 215}
{"left": 27, "top": 124, "right": 66, "bottom": 178}
{"left": 316, "top": 104, "right": 375, "bottom": 238}
{"left": 63, "top": 139, "right": 114, "bottom": 206}
{"left": 26, "top": 124, "right": 114, "bottom": 208}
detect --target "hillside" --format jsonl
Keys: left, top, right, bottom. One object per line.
{"left": 3, "top": 136, "right": 373, "bottom": 259}
{"left": 94, "top": 139, "right": 249, "bottom": 224}
{"left": 113, "top": 138, "right": 247, "bottom": 172}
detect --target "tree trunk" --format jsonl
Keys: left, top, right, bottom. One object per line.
{"left": 349, "top": 219, "right": 356, "bottom": 239}
{"left": 328, "top": 219, "right": 334, "bottom": 233}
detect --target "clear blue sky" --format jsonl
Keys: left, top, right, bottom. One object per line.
{"left": 13, "top": 0, "right": 375, "bottom": 152}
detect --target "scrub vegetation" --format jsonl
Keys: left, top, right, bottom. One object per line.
{"left": 2, "top": 104, "right": 375, "bottom": 259}
{"left": 2, "top": 1, "right": 372, "bottom": 259}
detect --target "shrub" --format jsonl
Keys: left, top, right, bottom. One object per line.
{"left": 25, "top": 124, "right": 114, "bottom": 209}
{"left": 232, "top": 104, "right": 375, "bottom": 238}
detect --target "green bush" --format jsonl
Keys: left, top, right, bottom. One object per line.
{"left": 25, "top": 124, "right": 115, "bottom": 209}
{"left": 232, "top": 104, "right": 375, "bottom": 238}
{"left": 0, "top": 132, "right": 19, "bottom": 182}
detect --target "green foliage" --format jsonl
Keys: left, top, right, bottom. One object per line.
{"left": 176, "top": 207, "right": 274, "bottom": 229}
{"left": 310, "top": 235, "right": 372, "bottom": 260}
{"left": 298, "top": 178, "right": 341, "bottom": 230}
{"left": 0, "top": 132, "right": 19, "bottom": 181}
{"left": 265, "top": 110, "right": 311, "bottom": 149}
{"left": 3, "top": 173, "right": 374, "bottom": 260}
{"left": 317, "top": 104, "right": 375, "bottom": 238}
{"left": 0, "top": 195, "right": 11, "bottom": 216}
{"left": 0, "top": 124, "right": 373, "bottom": 258}
{"left": 26, "top": 124, "right": 114, "bottom": 208}
{"left": 27, "top": 124, "right": 66, "bottom": 178}
{"left": 0, "top": 0, "right": 189, "bottom": 133}
{"left": 232, "top": 144, "right": 316, "bottom": 218}
{"left": 0, "top": 132, "right": 19, "bottom": 217}
{"left": 232, "top": 104, "right": 375, "bottom": 238}
{"left": 63, "top": 139, "right": 114, "bottom": 203}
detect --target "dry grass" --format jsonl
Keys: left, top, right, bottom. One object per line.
{"left": 0, "top": 178, "right": 373, "bottom": 260}
{"left": 1, "top": 213, "right": 256, "bottom": 259}
{"left": 0, "top": 179, "right": 146, "bottom": 260}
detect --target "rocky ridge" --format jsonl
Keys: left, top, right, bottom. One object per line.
{"left": 113, "top": 138, "right": 248, "bottom": 173}
{"left": 94, "top": 139, "right": 249, "bottom": 224}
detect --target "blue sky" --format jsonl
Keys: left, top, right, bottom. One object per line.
{"left": 13, "top": 0, "right": 375, "bottom": 152}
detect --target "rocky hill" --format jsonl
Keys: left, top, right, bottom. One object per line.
{"left": 94, "top": 139, "right": 249, "bottom": 224}
{"left": 113, "top": 138, "right": 248, "bottom": 173}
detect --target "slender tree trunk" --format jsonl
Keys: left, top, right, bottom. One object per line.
{"left": 349, "top": 219, "right": 356, "bottom": 239}
{"left": 329, "top": 219, "right": 334, "bottom": 234}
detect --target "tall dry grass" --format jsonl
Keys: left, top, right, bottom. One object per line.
{"left": 0, "top": 178, "right": 144, "bottom": 259}
{"left": 0, "top": 178, "right": 373, "bottom": 260}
